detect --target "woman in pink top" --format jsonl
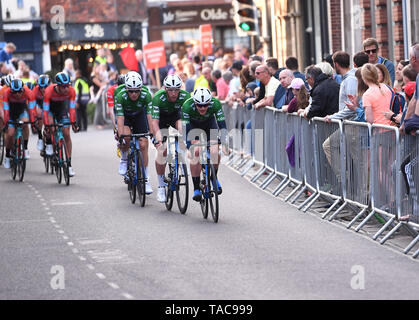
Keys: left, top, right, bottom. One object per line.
{"left": 361, "top": 63, "right": 393, "bottom": 125}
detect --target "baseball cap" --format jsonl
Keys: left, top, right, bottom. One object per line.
{"left": 404, "top": 81, "right": 416, "bottom": 99}
{"left": 288, "top": 77, "right": 305, "bottom": 89}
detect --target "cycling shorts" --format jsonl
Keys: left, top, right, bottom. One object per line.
{"left": 158, "top": 111, "right": 181, "bottom": 130}
{"left": 124, "top": 110, "right": 149, "bottom": 135}
{"left": 8, "top": 110, "right": 29, "bottom": 127}
{"left": 49, "top": 101, "right": 70, "bottom": 127}
{"left": 188, "top": 117, "right": 218, "bottom": 142}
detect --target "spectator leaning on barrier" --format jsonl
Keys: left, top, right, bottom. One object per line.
{"left": 363, "top": 37, "right": 395, "bottom": 85}
{"left": 361, "top": 63, "right": 393, "bottom": 125}
{"left": 299, "top": 66, "right": 340, "bottom": 119}
{"left": 276, "top": 69, "right": 295, "bottom": 109}
{"left": 282, "top": 78, "right": 309, "bottom": 113}
{"left": 401, "top": 43, "right": 419, "bottom": 134}
{"left": 285, "top": 56, "right": 307, "bottom": 85}
{"left": 254, "top": 64, "right": 280, "bottom": 109}
{"left": 323, "top": 51, "right": 358, "bottom": 179}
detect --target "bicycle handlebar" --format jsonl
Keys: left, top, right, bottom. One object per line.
{"left": 119, "top": 132, "right": 152, "bottom": 139}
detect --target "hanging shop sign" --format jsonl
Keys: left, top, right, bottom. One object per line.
{"left": 161, "top": 5, "right": 235, "bottom": 26}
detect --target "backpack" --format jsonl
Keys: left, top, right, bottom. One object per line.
{"left": 385, "top": 84, "right": 405, "bottom": 115}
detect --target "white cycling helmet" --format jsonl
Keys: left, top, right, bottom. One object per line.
{"left": 4, "top": 74, "right": 15, "bottom": 87}
{"left": 192, "top": 87, "right": 212, "bottom": 105}
{"left": 163, "top": 74, "right": 182, "bottom": 89}
{"left": 124, "top": 71, "right": 143, "bottom": 90}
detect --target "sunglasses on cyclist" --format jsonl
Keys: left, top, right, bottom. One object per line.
{"left": 166, "top": 88, "right": 180, "bottom": 92}
{"left": 364, "top": 49, "right": 377, "bottom": 54}
{"left": 196, "top": 104, "right": 209, "bottom": 109}
{"left": 59, "top": 84, "right": 70, "bottom": 88}
{"left": 11, "top": 89, "right": 24, "bottom": 94}
{"left": 127, "top": 89, "right": 141, "bottom": 94}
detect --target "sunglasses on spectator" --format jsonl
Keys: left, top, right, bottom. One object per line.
{"left": 255, "top": 71, "right": 266, "bottom": 75}
{"left": 364, "top": 49, "right": 377, "bottom": 54}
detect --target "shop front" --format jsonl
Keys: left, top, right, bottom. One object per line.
{"left": 148, "top": 1, "right": 250, "bottom": 58}
{"left": 47, "top": 21, "right": 143, "bottom": 77}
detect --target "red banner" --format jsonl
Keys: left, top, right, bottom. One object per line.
{"left": 143, "top": 41, "right": 167, "bottom": 69}
{"left": 200, "top": 24, "right": 213, "bottom": 56}
{"left": 119, "top": 46, "right": 138, "bottom": 72}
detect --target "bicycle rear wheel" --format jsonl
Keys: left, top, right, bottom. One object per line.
{"left": 165, "top": 164, "right": 174, "bottom": 211}
{"left": 136, "top": 150, "right": 146, "bottom": 207}
{"left": 127, "top": 152, "right": 136, "bottom": 204}
{"left": 44, "top": 154, "right": 49, "bottom": 173}
{"left": 0, "top": 130, "right": 4, "bottom": 166}
{"left": 208, "top": 164, "right": 219, "bottom": 223}
{"left": 176, "top": 163, "right": 189, "bottom": 214}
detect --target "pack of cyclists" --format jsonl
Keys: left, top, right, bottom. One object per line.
{"left": 1, "top": 69, "right": 228, "bottom": 210}
{"left": 1, "top": 71, "right": 79, "bottom": 176}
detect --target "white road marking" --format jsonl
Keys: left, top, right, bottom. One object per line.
{"left": 96, "top": 273, "right": 106, "bottom": 280}
{"left": 122, "top": 293, "right": 134, "bottom": 300}
{"left": 87, "top": 264, "right": 95, "bottom": 270}
{"left": 107, "top": 282, "right": 120, "bottom": 290}
{"left": 51, "top": 202, "right": 84, "bottom": 206}
{"left": 79, "top": 256, "right": 87, "bottom": 261}
{"left": 67, "top": 242, "right": 74, "bottom": 246}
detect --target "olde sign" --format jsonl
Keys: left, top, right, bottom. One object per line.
{"left": 161, "top": 5, "right": 234, "bottom": 25}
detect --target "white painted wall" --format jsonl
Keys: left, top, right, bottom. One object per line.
{"left": 2, "top": 0, "right": 40, "bottom": 20}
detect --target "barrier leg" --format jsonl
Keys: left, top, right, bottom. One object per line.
{"left": 273, "top": 178, "right": 291, "bottom": 197}
{"left": 303, "top": 193, "right": 321, "bottom": 212}
{"left": 250, "top": 166, "right": 266, "bottom": 182}
{"left": 298, "top": 191, "right": 318, "bottom": 210}
{"left": 260, "top": 171, "right": 276, "bottom": 189}
{"left": 372, "top": 217, "right": 395, "bottom": 240}
{"left": 403, "top": 234, "right": 419, "bottom": 254}
{"left": 327, "top": 201, "right": 348, "bottom": 221}
{"left": 380, "top": 222, "right": 403, "bottom": 244}
{"left": 346, "top": 207, "right": 368, "bottom": 229}
{"left": 355, "top": 209, "right": 376, "bottom": 232}
{"left": 285, "top": 183, "right": 303, "bottom": 202}
{"left": 413, "top": 248, "right": 419, "bottom": 259}
{"left": 321, "top": 198, "right": 341, "bottom": 219}
{"left": 240, "top": 159, "right": 255, "bottom": 176}
{"left": 290, "top": 185, "right": 307, "bottom": 204}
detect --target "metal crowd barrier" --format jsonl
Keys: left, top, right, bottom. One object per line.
{"left": 221, "top": 101, "right": 419, "bottom": 258}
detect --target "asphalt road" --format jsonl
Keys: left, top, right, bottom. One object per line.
{"left": 0, "top": 127, "right": 418, "bottom": 300}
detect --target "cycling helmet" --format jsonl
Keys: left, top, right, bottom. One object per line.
{"left": 10, "top": 79, "right": 24, "bottom": 92}
{"left": 117, "top": 74, "right": 125, "bottom": 86}
{"left": 192, "top": 87, "right": 212, "bottom": 105}
{"left": 163, "top": 74, "right": 182, "bottom": 89}
{"left": 37, "top": 74, "right": 51, "bottom": 88}
{"left": 4, "top": 74, "right": 15, "bottom": 87}
{"left": 55, "top": 72, "right": 70, "bottom": 85}
{"left": 26, "top": 82, "right": 35, "bottom": 90}
{"left": 124, "top": 71, "right": 142, "bottom": 90}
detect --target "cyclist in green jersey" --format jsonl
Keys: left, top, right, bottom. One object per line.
{"left": 151, "top": 74, "right": 191, "bottom": 202}
{"left": 182, "top": 87, "right": 228, "bottom": 202}
{"left": 115, "top": 71, "right": 153, "bottom": 194}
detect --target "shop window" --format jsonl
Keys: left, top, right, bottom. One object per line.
{"left": 162, "top": 28, "right": 200, "bottom": 43}
{"left": 222, "top": 27, "right": 250, "bottom": 50}
{"left": 17, "top": 0, "right": 24, "bottom": 9}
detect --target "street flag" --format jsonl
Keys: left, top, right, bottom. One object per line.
{"left": 120, "top": 46, "right": 138, "bottom": 71}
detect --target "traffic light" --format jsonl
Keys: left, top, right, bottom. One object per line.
{"left": 232, "top": 0, "right": 259, "bottom": 36}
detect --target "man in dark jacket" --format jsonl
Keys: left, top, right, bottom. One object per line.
{"left": 301, "top": 66, "right": 340, "bottom": 119}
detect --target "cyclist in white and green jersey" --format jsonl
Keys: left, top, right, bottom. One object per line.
{"left": 151, "top": 75, "right": 191, "bottom": 202}
{"left": 182, "top": 87, "right": 228, "bottom": 202}
{"left": 115, "top": 71, "right": 153, "bottom": 194}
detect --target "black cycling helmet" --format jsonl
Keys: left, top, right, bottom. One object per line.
{"left": 26, "top": 81, "right": 35, "bottom": 90}
{"left": 117, "top": 74, "right": 125, "bottom": 86}
{"left": 37, "top": 74, "right": 50, "bottom": 88}
{"left": 55, "top": 72, "right": 70, "bottom": 85}
{"left": 10, "top": 79, "right": 24, "bottom": 92}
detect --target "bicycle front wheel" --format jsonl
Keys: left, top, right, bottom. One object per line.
{"left": 136, "top": 149, "right": 146, "bottom": 207}
{"left": 55, "top": 144, "right": 62, "bottom": 184}
{"left": 127, "top": 152, "right": 136, "bottom": 204}
{"left": 176, "top": 163, "right": 189, "bottom": 214}
{"left": 17, "top": 138, "right": 26, "bottom": 182}
{"left": 200, "top": 166, "right": 208, "bottom": 219}
{"left": 165, "top": 164, "right": 174, "bottom": 211}
{"left": 208, "top": 164, "right": 219, "bottom": 223}
{"left": 61, "top": 140, "right": 70, "bottom": 186}
{"left": 0, "top": 130, "right": 4, "bottom": 165}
